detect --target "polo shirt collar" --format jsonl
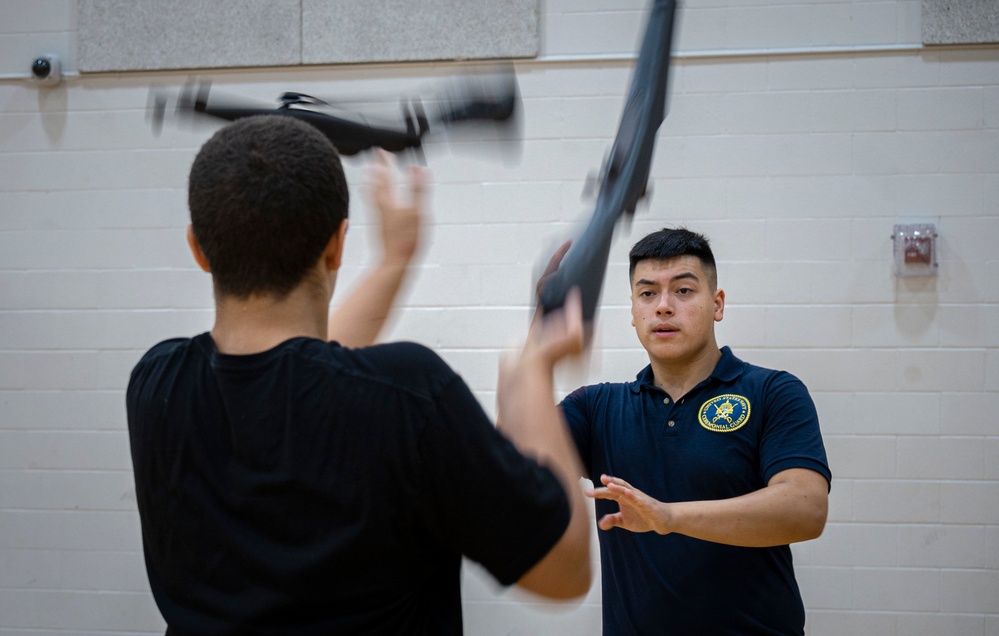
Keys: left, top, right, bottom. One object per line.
{"left": 711, "top": 346, "right": 743, "bottom": 382}
{"left": 629, "top": 346, "right": 743, "bottom": 394}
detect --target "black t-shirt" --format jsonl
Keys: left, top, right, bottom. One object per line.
{"left": 126, "top": 334, "right": 570, "bottom": 635}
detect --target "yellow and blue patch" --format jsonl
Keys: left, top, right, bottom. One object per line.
{"left": 698, "top": 394, "right": 751, "bottom": 432}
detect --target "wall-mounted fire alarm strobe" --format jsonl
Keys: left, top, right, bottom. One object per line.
{"left": 892, "top": 223, "right": 938, "bottom": 277}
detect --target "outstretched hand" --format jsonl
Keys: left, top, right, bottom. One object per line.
{"left": 587, "top": 474, "right": 671, "bottom": 534}
{"left": 367, "top": 149, "right": 426, "bottom": 266}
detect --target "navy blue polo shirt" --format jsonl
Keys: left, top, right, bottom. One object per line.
{"left": 560, "top": 346, "right": 830, "bottom": 636}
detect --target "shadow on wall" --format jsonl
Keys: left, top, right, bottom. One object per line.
{"left": 38, "top": 83, "right": 69, "bottom": 144}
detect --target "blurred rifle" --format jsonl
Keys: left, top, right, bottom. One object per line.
{"left": 149, "top": 68, "right": 520, "bottom": 160}
{"left": 538, "top": 0, "right": 677, "bottom": 324}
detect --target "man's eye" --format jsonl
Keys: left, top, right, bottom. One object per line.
{"left": 677, "top": 288, "right": 693, "bottom": 295}
{"left": 640, "top": 290, "right": 655, "bottom": 297}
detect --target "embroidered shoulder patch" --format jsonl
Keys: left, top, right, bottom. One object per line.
{"left": 698, "top": 394, "right": 751, "bottom": 432}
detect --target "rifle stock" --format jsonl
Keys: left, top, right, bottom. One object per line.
{"left": 539, "top": 0, "right": 677, "bottom": 322}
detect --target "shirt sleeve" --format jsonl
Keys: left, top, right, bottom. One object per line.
{"left": 558, "top": 388, "right": 594, "bottom": 481}
{"left": 418, "top": 372, "right": 571, "bottom": 587}
{"left": 758, "top": 372, "right": 832, "bottom": 489}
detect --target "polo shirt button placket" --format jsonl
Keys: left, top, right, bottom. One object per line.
{"left": 659, "top": 393, "right": 679, "bottom": 434}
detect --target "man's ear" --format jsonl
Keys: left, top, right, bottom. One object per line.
{"left": 714, "top": 288, "right": 725, "bottom": 322}
{"left": 324, "top": 219, "right": 350, "bottom": 271}
{"left": 186, "top": 225, "right": 211, "bottom": 273}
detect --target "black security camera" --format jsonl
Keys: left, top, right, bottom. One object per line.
{"left": 32, "top": 57, "right": 52, "bottom": 79}
{"left": 30, "top": 54, "right": 61, "bottom": 85}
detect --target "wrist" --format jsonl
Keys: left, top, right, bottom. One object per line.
{"left": 654, "top": 501, "right": 674, "bottom": 535}
{"left": 499, "top": 352, "right": 555, "bottom": 403}
{"left": 374, "top": 253, "right": 412, "bottom": 273}
{"left": 379, "top": 236, "right": 420, "bottom": 268}
{"left": 515, "top": 344, "right": 558, "bottom": 377}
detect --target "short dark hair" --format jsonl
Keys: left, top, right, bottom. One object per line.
{"left": 628, "top": 227, "right": 717, "bottom": 288}
{"left": 188, "top": 116, "right": 349, "bottom": 298}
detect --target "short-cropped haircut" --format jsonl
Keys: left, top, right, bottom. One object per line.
{"left": 188, "top": 116, "right": 349, "bottom": 298}
{"left": 628, "top": 227, "right": 717, "bottom": 288}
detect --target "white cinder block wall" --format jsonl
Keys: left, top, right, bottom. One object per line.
{"left": 2, "top": 0, "right": 997, "bottom": 634}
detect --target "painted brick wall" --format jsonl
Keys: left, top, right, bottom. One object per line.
{"left": 1, "top": 1, "right": 997, "bottom": 634}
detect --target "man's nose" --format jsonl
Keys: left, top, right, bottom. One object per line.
{"left": 655, "top": 296, "right": 673, "bottom": 315}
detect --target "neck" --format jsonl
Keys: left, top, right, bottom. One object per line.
{"left": 210, "top": 277, "right": 331, "bottom": 355}
{"left": 649, "top": 345, "right": 722, "bottom": 401}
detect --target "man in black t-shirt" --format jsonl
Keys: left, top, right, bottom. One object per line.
{"left": 127, "top": 116, "right": 590, "bottom": 635}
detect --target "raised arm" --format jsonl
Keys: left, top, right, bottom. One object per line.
{"left": 328, "top": 149, "right": 425, "bottom": 347}
{"left": 497, "top": 290, "right": 592, "bottom": 599}
{"left": 587, "top": 468, "right": 828, "bottom": 547}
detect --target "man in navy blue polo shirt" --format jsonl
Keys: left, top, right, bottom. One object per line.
{"left": 559, "top": 227, "right": 831, "bottom": 635}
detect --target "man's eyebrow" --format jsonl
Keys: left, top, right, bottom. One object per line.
{"left": 671, "top": 272, "right": 700, "bottom": 283}
{"left": 634, "top": 272, "right": 700, "bottom": 287}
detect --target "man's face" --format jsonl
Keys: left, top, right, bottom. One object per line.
{"left": 630, "top": 256, "right": 724, "bottom": 366}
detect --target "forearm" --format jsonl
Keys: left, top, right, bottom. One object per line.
{"left": 499, "top": 356, "right": 591, "bottom": 598}
{"left": 330, "top": 151, "right": 424, "bottom": 348}
{"left": 499, "top": 362, "right": 587, "bottom": 507}
{"left": 328, "top": 258, "right": 410, "bottom": 348}
{"left": 655, "top": 471, "right": 828, "bottom": 547}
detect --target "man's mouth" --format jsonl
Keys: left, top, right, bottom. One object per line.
{"left": 653, "top": 325, "right": 677, "bottom": 335}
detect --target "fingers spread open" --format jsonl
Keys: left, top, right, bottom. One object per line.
{"left": 597, "top": 514, "right": 623, "bottom": 531}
